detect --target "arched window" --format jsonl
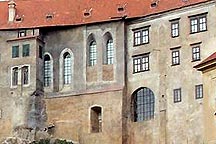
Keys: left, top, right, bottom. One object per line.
{"left": 90, "top": 106, "right": 102, "bottom": 133}
{"left": 63, "top": 52, "right": 72, "bottom": 84}
{"left": 132, "top": 87, "right": 155, "bottom": 122}
{"left": 106, "top": 39, "right": 114, "bottom": 64}
{"left": 89, "top": 41, "right": 97, "bottom": 66}
{"left": 44, "top": 54, "right": 51, "bottom": 87}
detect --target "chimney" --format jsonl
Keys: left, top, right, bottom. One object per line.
{"left": 8, "top": 0, "right": 16, "bottom": 22}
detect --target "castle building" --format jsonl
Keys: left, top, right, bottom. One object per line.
{"left": 0, "top": 0, "right": 215, "bottom": 143}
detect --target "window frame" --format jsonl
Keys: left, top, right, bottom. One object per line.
{"left": 189, "top": 13, "right": 207, "bottom": 34}
{"left": 89, "top": 40, "right": 97, "bottom": 66}
{"left": 133, "top": 26, "right": 150, "bottom": 46}
{"left": 44, "top": 54, "right": 52, "bottom": 87}
{"left": 192, "top": 45, "right": 201, "bottom": 62}
{"left": 132, "top": 87, "right": 155, "bottom": 122}
{"left": 106, "top": 39, "right": 114, "bottom": 65}
{"left": 171, "top": 48, "right": 180, "bottom": 66}
{"left": 12, "top": 45, "right": 19, "bottom": 58}
{"left": 22, "top": 44, "right": 30, "bottom": 57}
{"left": 18, "top": 30, "right": 27, "bottom": 38}
{"left": 195, "top": 84, "right": 203, "bottom": 99}
{"left": 63, "top": 52, "right": 72, "bottom": 85}
{"left": 170, "top": 20, "right": 180, "bottom": 38}
{"left": 173, "top": 88, "right": 182, "bottom": 103}
{"left": 132, "top": 53, "right": 150, "bottom": 73}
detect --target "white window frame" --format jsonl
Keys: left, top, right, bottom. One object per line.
{"left": 10, "top": 64, "right": 30, "bottom": 88}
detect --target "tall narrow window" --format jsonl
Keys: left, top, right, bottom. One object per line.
{"left": 170, "top": 19, "right": 179, "bottom": 38}
{"left": 89, "top": 41, "right": 97, "bottom": 66}
{"left": 173, "top": 88, "right": 181, "bottom": 103}
{"left": 22, "top": 44, "right": 30, "bottom": 57}
{"left": 106, "top": 39, "right": 114, "bottom": 64}
{"left": 63, "top": 52, "right": 71, "bottom": 84}
{"left": 132, "top": 87, "right": 155, "bottom": 122}
{"left": 12, "top": 67, "right": 18, "bottom": 86}
{"left": 44, "top": 55, "right": 51, "bottom": 87}
{"left": 39, "top": 46, "right": 43, "bottom": 59}
{"left": 195, "top": 84, "right": 203, "bottom": 99}
{"left": 22, "top": 66, "right": 29, "bottom": 85}
{"left": 12, "top": 45, "right": 19, "bottom": 58}
{"left": 192, "top": 45, "right": 201, "bottom": 61}
{"left": 91, "top": 106, "right": 102, "bottom": 133}
{"left": 171, "top": 49, "right": 180, "bottom": 66}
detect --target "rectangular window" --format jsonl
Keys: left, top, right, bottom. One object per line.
{"left": 133, "top": 26, "right": 150, "bottom": 46}
{"left": 195, "top": 84, "right": 203, "bottom": 99}
{"left": 12, "top": 45, "right": 19, "bottom": 58}
{"left": 22, "top": 66, "right": 29, "bottom": 85}
{"left": 12, "top": 67, "right": 18, "bottom": 86}
{"left": 18, "top": 30, "right": 26, "bottom": 37}
{"left": 192, "top": 45, "right": 200, "bottom": 61}
{"left": 171, "top": 49, "right": 180, "bottom": 66}
{"left": 171, "top": 21, "right": 179, "bottom": 38}
{"left": 189, "top": 14, "right": 207, "bottom": 33}
{"left": 174, "top": 88, "right": 181, "bottom": 103}
{"left": 22, "top": 44, "right": 30, "bottom": 57}
{"left": 133, "top": 53, "right": 149, "bottom": 73}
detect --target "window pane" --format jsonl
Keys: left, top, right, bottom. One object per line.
{"left": 63, "top": 53, "right": 72, "bottom": 84}
{"left": 89, "top": 41, "right": 97, "bottom": 66}
{"left": 133, "top": 87, "right": 155, "bottom": 122}
{"left": 106, "top": 39, "right": 114, "bottom": 64}
{"left": 44, "top": 55, "right": 51, "bottom": 87}
{"left": 22, "top": 66, "right": 29, "bottom": 85}
{"left": 171, "top": 22, "right": 179, "bottom": 37}
{"left": 12, "top": 46, "right": 19, "bottom": 58}
{"left": 22, "top": 44, "right": 30, "bottom": 57}
{"left": 174, "top": 88, "right": 181, "bottom": 103}
{"left": 195, "top": 84, "right": 203, "bottom": 99}
{"left": 12, "top": 67, "right": 18, "bottom": 86}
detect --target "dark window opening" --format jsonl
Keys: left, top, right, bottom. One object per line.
{"left": 195, "top": 84, "right": 203, "bottom": 99}
{"left": 18, "top": 30, "right": 26, "bottom": 37}
{"left": 91, "top": 106, "right": 102, "bottom": 133}
{"left": 22, "top": 44, "right": 30, "bottom": 57}
{"left": 39, "top": 46, "right": 43, "bottom": 59}
{"left": 12, "top": 67, "right": 18, "bottom": 86}
{"left": 12, "top": 45, "right": 19, "bottom": 58}
{"left": 174, "top": 88, "right": 181, "bottom": 103}
{"left": 22, "top": 66, "right": 29, "bottom": 85}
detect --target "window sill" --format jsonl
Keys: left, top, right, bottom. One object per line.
{"left": 171, "top": 63, "right": 180, "bottom": 66}
{"left": 191, "top": 59, "right": 201, "bottom": 62}
{"left": 134, "top": 42, "right": 149, "bottom": 47}
{"left": 133, "top": 69, "right": 150, "bottom": 74}
{"left": 190, "top": 29, "right": 207, "bottom": 35}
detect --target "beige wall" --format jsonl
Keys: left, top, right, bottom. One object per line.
{"left": 126, "top": 1, "right": 216, "bottom": 143}
{"left": 45, "top": 90, "right": 123, "bottom": 144}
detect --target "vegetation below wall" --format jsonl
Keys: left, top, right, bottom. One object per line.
{"left": 32, "top": 139, "right": 74, "bottom": 144}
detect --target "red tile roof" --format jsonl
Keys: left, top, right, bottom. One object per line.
{"left": 0, "top": 0, "right": 212, "bottom": 29}
{"left": 194, "top": 52, "right": 216, "bottom": 68}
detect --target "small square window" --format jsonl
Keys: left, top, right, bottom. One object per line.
{"left": 12, "top": 45, "right": 19, "bottom": 58}
{"left": 133, "top": 53, "right": 150, "bottom": 73}
{"left": 174, "top": 88, "right": 181, "bottom": 103}
{"left": 22, "top": 44, "right": 30, "bottom": 57}
{"left": 195, "top": 84, "right": 203, "bottom": 99}
{"left": 18, "top": 30, "right": 26, "bottom": 37}
{"left": 133, "top": 26, "right": 150, "bottom": 46}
